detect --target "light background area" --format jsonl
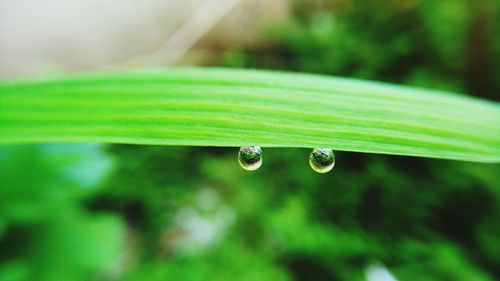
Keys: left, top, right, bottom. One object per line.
{"left": 0, "top": 0, "right": 290, "bottom": 79}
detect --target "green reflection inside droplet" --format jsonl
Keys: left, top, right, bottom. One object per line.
{"left": 238, "top": 146, "right": 262, "bottom": 171}
{"left": 309, "top": 148, "right": 335, "bottom": 173}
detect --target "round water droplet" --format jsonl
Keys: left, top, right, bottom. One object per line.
{"left": 238, "top": 146, "right": 262, "bottom": 171}
{"left": 309, "top": 148, "right": 335, "bottom": 173}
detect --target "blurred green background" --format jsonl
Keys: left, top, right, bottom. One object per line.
{"left": 1, "top": 1, "right": 500, "bottom": 280}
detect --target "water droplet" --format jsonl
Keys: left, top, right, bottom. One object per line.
{"left": 238, "top": 146, "right": 262, "bottom": 171}
{"left": 309, "top": 148, "right": 335, "bottom": 173}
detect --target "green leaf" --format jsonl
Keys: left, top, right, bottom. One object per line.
{"left": 0, "top": 68, "right": 499, "bottom": 162}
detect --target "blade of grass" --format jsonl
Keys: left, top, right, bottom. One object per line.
{"left": 0, "top": 67, "right": 499, "bottom": 162}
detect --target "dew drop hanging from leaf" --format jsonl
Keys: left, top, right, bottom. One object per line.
{"left": 309, "top": 148, "right": 335, "bottom": 173}
{"left": 238, "top": 146, "right": 262, "bottom": 171}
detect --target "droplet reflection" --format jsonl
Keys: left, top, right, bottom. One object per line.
{"left": 309, "top": 148, "right": 335, "bottom": 173}
{"left": 238, "top": 146, "right": 262, "bottom": 171}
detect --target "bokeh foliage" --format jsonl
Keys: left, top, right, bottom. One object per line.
{"left": 1, "top": 0, "right": 499, "bottom": 280}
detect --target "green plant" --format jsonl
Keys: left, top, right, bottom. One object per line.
{"left": 1, "top": 67, "right": 498, "bottom": 162}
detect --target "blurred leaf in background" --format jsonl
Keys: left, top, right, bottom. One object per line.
{"left": 0, "top": 144, "right": 124, "bottom": 281}
{"left": 94, "top": 147, "right": 499, "bottom": 281}
{"left": 222, "top": 0, "right": 500, "bottom": 99}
